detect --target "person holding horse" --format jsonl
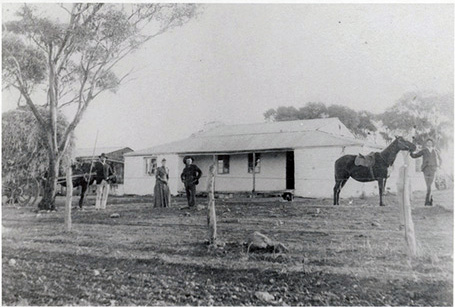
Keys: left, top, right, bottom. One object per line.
{"left": 180, "top": 156, "right": 202, "bottom": 208}
{"left": 409, "top": 138, "right": 442, "bottom": 206}
{"left": 94, "top": 153, "right": 115, "bottom": 210}
{"left": 154, "top": 158, "right": 171, "bottom": 208}
{"left": 333, "top": 136, "right": 416, "bottom": 206}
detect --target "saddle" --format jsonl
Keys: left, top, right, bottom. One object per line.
{"left": 355, "top": 152, "right": 375, "bottom": 168}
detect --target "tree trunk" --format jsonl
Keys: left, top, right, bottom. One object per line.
{"left": 39, "top": 154, "right": 60, "bottom": 211}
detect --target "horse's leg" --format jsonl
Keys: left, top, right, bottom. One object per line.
{"left": 337, "top": 179, "right": 348, "bottom": 205}
{"left": 378, "top": 178, "right": 385, "bottom": 206}
{"left": 79, "top": 182, "right": 87, "bottom": 209}
{"left": 333, "top": 181, "right": 341, "bottom": 206}
{"left": 333, "top": 178, "right": 348, "bottom": 206}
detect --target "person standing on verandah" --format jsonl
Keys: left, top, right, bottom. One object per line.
{"left": 154, "top": 158, "right": 171, "bottom": 208}
{"left": 180, "top": 156, "right": 202, "bottom": 208}
{"left": 409, "top": 138, "right": 442, "bottom": 206}
{"left": 94, "top": 153, "right": 115, "bottom": 210}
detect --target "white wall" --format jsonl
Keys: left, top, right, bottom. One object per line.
{"left": 294, "top": 146, "right": 380, "bottom": 198}
{"left": 124, "top": 154, "right": 179, "bottom": 195}
{"left": 177, "top": 152, "right": 287, "bottom": 193}
{"left": 124, "top": 146, "right": 435, "bottom": 198}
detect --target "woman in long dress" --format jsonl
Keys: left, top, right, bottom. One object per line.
{"left": 154, "top": 159, "right": 171, "bottom": 207}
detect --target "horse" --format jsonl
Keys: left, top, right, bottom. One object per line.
{"left": 333, "top": 136, "right": 416, "bottom": 206}
{"left": 58, "top": 162, "right": 97, "bottom": 209}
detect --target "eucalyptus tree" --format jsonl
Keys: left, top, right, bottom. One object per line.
{"left": 3, "top": 3, "right": 199, "bottom": 210}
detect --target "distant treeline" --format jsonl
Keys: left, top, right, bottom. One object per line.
{"left": 264, "top": 92, "right": 453, "bottom": 147}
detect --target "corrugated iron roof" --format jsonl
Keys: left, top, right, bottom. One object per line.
{"left": 126, "top": 129, "right": 382, "bottom": 157}
{"left": 192, "top": 117, "right": 349, "bottom": 137}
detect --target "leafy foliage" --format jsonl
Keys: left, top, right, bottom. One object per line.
{"left": 264, "top": 102, "right": 376, "bottom": 137}
{"left": 377, "top": 92, "right": 454, "bottom": 147}
{"left": 2, "top": 107, "right": 74, "bottom": 182}
{"left": 2, "top": 3, "right": 198, "bottom": 209}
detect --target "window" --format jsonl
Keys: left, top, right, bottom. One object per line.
{"left": 217, "top": 155, "right": 230, "bottom": 174}
{"left": 248, "top": 153, "right": 261, "bottom": 173}
{"left": 145, "top": 157, "right": 157, "bottom": 176}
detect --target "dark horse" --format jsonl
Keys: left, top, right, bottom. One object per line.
{"left": 333, "top": 136, "right": 416, "bottom": 206}
{"left": 58, "top": 162, "right": 97, "bottom": 209}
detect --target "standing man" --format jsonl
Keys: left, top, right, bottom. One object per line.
{"left": 409, "top": 138, "right": 442, "bottom": 206}
{"left": 94, "top": 153, "right": 115, "bottom": 210}
{"left": 181, "top": 156, "right": 202, "bottom": 208}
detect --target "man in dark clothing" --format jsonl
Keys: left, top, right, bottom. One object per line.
{"left": 94, "top": 153, "right": 115, "bottom": 209}
{"left": 180, "top": 156, "right": 202, "bottom": 208}
{"left": 410, "top": 138, "right": 442, "bottom": 206}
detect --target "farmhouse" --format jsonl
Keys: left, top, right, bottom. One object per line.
{"left": 123, "top": 118, "right": 429, "bottom": 199}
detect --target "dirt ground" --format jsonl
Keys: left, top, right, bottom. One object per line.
{"left": 2, "top": 189, "right": 453, "bottom": 306}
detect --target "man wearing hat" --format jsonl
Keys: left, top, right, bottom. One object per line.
{"left": 409, "top": 138, "right": 442, "bottom": 206}
{"left": 94, "top": 153, "right": 115, "bottom": 209}
{"left": 180, "top": 156, "right": 202, "bottom": 208}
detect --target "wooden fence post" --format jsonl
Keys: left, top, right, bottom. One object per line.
{"left": 396, "top": 153, "right": 417, "bottom": 257}
{"left": 65, "top": 164, "right": 73, "bottom": 231}
{"left": 207, "top": 163, "right": 217, "bottom": 244}
{"left": 252, "top": 152, "right": 256, "bottom": 198}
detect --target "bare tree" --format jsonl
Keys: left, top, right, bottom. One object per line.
{"left": 3, "top": 3, "right": 199, "bottom": 210}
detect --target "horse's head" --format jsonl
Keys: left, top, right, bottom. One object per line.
{"left": 394, "top": 136, "right": 416, "bottom": 152}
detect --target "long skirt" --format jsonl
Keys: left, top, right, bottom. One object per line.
{"left": 154, "top": 181, "right": 170, "bottom": 208}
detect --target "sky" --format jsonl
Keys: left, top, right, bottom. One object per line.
{"left": 2, "top": 3, "right": 454, "bottom": 152}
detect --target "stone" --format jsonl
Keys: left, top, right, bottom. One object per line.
{"left": 247, "top": 231, "right": 288, "bottom": 253}
{"left": 248, "top": 231, "right": 274, "bottom": 249}
{"left": 110, "top": 213, "right": 120, "bottom": 218}
{"left": 94, "top": 269, "right": 100, "bottom": 276}
{"left": 255, "top": 291, "right": 275, "bottom": 302}
{"left": 8, "top": 259, "right": 16, "bottom": 266}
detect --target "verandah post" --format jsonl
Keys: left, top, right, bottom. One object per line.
{"left": 252, "top": 152, "right": 256, "bottom": 198}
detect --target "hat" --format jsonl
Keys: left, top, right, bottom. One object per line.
{"left": 161, "top": 158, "right": 167, "bottom": 162}
{"left": 99, "top": 153, "right": 108, "bottom": 159}
{"left": 183, "top": 156, "right": 194, "bottom": 163}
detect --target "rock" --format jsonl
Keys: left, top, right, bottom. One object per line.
{"left": 110, "top": 213, "right": 120, "bottom": 218}
{"left": 94, "top": 269, "right": 100, "bottom": 276}
{"left": 247, "top": 232, "right": 289, "bottom": 253}
{"left": 8, "top": 259, "right": 16, "bottom": 266}
{"left": 371, "top": 222, "right": 381, "bottom": 227}
{"left": 255, "top": 291, "right": 275, "bottom": 302}
{"left": 248, "top": 231, "right": 274, "bottom": 249}
{"left": 196, "top": 205, "right": 205, "bottom": 211}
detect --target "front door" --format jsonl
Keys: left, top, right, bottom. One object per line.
{"left": 286, "top": 151, "right": 295, "bottom": 190}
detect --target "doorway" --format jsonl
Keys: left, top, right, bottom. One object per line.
{"left": 286, "top": 151, "right": 295, "bottom": 190}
